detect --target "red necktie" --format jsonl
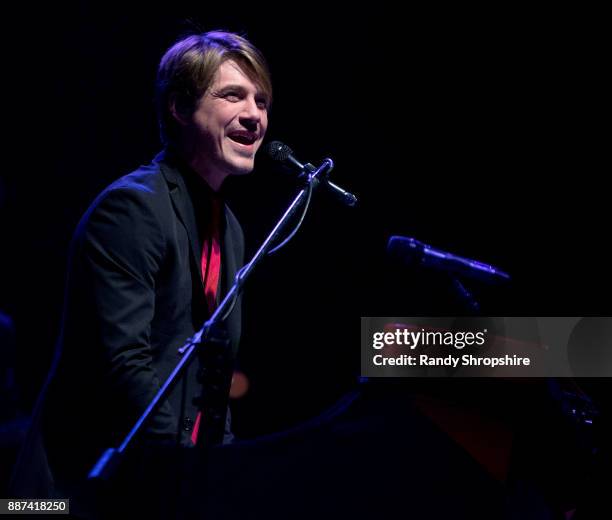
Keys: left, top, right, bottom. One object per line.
{"left": 191, "top": 198, "right": 222, "bottom": 444}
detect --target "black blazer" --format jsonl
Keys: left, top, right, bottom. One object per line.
{"left": 11, "top": 150, "right": 244, "bottom": 496}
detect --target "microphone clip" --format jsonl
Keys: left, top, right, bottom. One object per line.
{"left": 297, "top": 160, "right": 334, "bottom": 189}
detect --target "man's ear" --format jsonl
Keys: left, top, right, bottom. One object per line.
{"left": 168, "top": 93, "right": 193, "bottom": 126}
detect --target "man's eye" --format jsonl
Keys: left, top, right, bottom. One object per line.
{"left": 224, "top": 92, "right": 240, "bottom": 101}
{"left": 256, "top": 100, "right": 268, "bottom": 110}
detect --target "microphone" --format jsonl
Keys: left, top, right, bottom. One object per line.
{"left": 387, "top": 235, "right": 511, "bottom": 284}
{"left": 265, "top": 141, "right": 357, "bottom": 207}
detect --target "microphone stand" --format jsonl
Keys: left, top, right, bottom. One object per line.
{"left": 88, "top": 157, "right": 335, "bottom": 482}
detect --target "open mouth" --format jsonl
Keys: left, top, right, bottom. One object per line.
{"left": 228, "top": 131, "right": 257, "bottom": 146}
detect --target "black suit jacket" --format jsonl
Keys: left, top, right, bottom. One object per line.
{"left": 11, "top": 150, "right": 244, "bottom": 496}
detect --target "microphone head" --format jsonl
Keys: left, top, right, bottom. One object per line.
{"left": 265, "top": 141, "right": 293, "bottom": 162}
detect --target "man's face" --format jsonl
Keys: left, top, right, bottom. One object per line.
{"left": 186, "top": 59, "right": 269, "bottom": 186}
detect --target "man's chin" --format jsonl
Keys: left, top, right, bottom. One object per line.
{"left": 227, "top": 159, "right": 255, "bottom": 176}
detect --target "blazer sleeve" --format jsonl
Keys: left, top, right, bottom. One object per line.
{"left": 74, "top": 186, "right": 181, "bottom": 441}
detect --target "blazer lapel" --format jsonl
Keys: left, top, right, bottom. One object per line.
{"left": 220, "top": 211, "right": 236, "bottom": 298}
{"left": 158, "top": 155, "right": 205, "bottom": 290}
{"left": 220, "top": 206, "right": 244, "bottom": 356}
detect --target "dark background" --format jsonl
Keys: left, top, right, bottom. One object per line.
{"left": 0, "top": 3, "right": 609, "bottom": 439}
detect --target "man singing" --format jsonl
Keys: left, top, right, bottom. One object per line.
{"left": 11, "top": 30, "right": 271, "bottom": 507}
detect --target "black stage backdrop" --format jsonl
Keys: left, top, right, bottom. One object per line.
{"left": 0, "top": 3, "right": 609, "bottom": 439}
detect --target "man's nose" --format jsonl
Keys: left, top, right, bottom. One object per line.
{"left": 240, "top": 97, "right": 261, "bottom": 127}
